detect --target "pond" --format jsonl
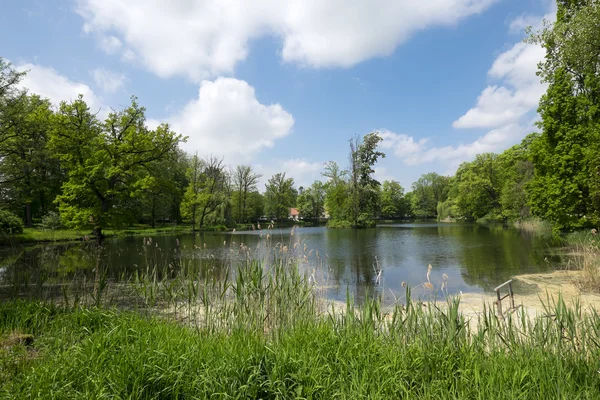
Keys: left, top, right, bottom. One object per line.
{"left": 0, "top": 223, "right": 563, "bottom": 303}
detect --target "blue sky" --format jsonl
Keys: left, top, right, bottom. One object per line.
{"left": 0, "top": 0, "right": 553, "bottom": 190}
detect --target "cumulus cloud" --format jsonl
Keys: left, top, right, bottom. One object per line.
{"left": 452, "top": 42, "right": 546, "bottom": 129}
{"left": 16, "top": 63, "right": 107, "bottom": 118}
{"left": 91, "top": 67, "right": 126, "bottom": 93}
{"left": 254, "top": 159, "right": 324, "bottom": 190}
{"left": 154, "top": 78, "right": 294, "bottom": 163}
{"left": 403, "top": 123, "right": 529, "bottom": 168}
{"left": 383, "top": 9, "right": 550, "bottom": 171}
{"left": 76, "top": 0, "right": 498, "bottom": 80}
{"left": 379, "top": 130, "right": 428, "bottom": 158}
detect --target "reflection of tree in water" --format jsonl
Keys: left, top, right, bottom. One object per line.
{"left": 448, "top": 225, "right": 556, "bottom": 291}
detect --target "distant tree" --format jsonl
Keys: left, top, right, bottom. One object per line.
{"left": 297, "top": 180, "right": 326, "bottom": 221}
{"left": 347, "top": 132, "right": 385, "bottom": 227}
{"left": 411, "top": 172, "right": 449, "bottom": 218}
{"left": 322, "top": 161, "right": 348, "bottom": 222}
{"left": 233, "top": 165, "right": 262, "bottom": 224}
{"left": 181, "top": 155, "right": 229, "bottom": 229}
{"left": 380, "top": 180, "right": 408, "bottom": 219}
{"left": 265, "top": 172, "right": 296, "bottom": 221}
{"left": 452, "top": 153, "right": 504, "bottom": 221}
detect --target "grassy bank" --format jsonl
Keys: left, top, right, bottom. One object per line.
{"left": 0, "top": 224, "right": 213, "bottom": 245}
{"left": 2, "top": 255, "right": 600, "bottom": 398}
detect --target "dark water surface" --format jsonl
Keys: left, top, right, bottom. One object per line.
{"left": 0, "top": 223, "right": 562, "bottom": 302}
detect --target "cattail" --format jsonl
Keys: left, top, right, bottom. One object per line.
{"left": 401, "top": 281, "right": 407, "bottom": 288}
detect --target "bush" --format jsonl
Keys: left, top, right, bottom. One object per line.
{"left": 0, "top": 209, "right": 24, "bottom": 235}
{"left": 40, "top": 211, "right": 63, "bottom": 230}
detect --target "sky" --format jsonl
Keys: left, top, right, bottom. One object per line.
{"left": 0, "top": 0, "right": 555, "bottom": 190}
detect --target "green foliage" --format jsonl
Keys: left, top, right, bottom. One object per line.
{"left": 380, "top": 180, "right": 409, "bottom": 219}
{"left": 411, "top": 172, "right": 450, "bottom": 218}
{"left": 0, "top": 209, "right": 23, "bottom": 234}
{"left": 264, "top": 172, "right": 297, "bottom": 221}
{"left": 39, "top": 211, "right": 62, "bottom": 231}
{"left": 524, "top": 0, "right": 600, "bottom": 230}
{"left": 50, "top": 95, "right": 184, "bottom": 236}
{"left": 296, "top": 181, "right": 326, "bottom": 221}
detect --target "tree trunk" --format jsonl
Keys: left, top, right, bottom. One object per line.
{"left": 25, "top": 202, "right": 32, "bottom": 228}
{"left": 151, "top": 196, "right": 156, "bottom": 228}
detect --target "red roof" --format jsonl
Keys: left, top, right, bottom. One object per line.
{"left": 289, "top": 208, "right": 300, "bottom": 216}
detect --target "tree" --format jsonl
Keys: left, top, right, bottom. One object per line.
{"left": 181, "top": 155, "right": 229, "bottom": 230}
{"left": 297, "top": 181, "right": 326, "bottom": 222}
{"left": 452, "top": 154, "right": 504, "bottom": 221}
{"left": 133, "top": 149, "right": 188, "bottom": 227}
{"left": 380, "top": 180, "right": 408, "bottom": 219}
{"left": 0, "top": 58, "right": 27, "bottom": 146}
{"left": 50, "top": 95, "right": 183, "bottom": 238}
{"left": 347, "top": 132, "right": 385, "bottom": 227}
{"left": 0, "top": 94, "right": 62, "bottom": 226}
{"left": 265, "top": 172, "right": 296, "bottom": 221}
{"left": 322, "top": 161, "right": 348, "bottom": 222}
{"left": 233, "top": 165, "right": 261, "bottom": 223}
{"left": 411, "top": 172, "right": 449, "bottom": 218}
{"left": 526, "top": 0, "right": 600, "bottom": 229}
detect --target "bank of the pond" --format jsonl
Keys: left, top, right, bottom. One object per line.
{"left": 0, "top": 225, "right": 221, "bottom": 245}
{"left": 2, "top": 296, "right": 600, "bottom": 399}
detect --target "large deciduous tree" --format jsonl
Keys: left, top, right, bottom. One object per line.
{"left": 50, "top": 95, "right": 183, "bottom": 238}
{"left": 526, "top": 0, "right": 600, "bottom": 229}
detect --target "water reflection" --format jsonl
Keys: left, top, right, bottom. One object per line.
{"left": 0, "top": 223, "right": 562, "bottom": 303}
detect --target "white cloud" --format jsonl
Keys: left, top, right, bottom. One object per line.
{"left": 254, "top": 159, "right": 324, "bottom": 190}
{"left": 76, "top": 0, "right": 499, "bottom": 81}
{"left": 91, "top": 67, "right": 126, "bottom": 93}
{"left": 155, "top": 78, "right": 294, "bottom": 163}
{"left": 379, "top": 130, "right": 428, "bottom": 158}
{"left": 98, "top": 35, "right": 122, "bottom": 54}
{"left": 16, "top": 63, "right": 107, "bottom": 119}
{"left": 453, "top": 42, "right": 546, "bottom": 129}
{"left": 384, "top": 9, "right": 551, "bottom": 172}
{"left": 403, "top": 123, "right": 529, "bottom": 168}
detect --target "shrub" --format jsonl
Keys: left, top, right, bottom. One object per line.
{"left": 0, "top": 209, "right": 24, "bottom": 235}
{"left": 40, "top": 211, "right": 63, "bottom": 231}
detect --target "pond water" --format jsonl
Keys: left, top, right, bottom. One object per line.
{"left": 0, "top": 223, "right": 563, "bottom": 303}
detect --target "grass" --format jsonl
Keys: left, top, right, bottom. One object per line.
{"left": 0, "top": 224, "right": 215, "bottom": 245}
{"left": 563, "top": 230, "right": 600, "bottom": 292}
{"left": 2, "top": 246, "right": 600, "bottom": 398}
{"left": 513, "top": 218, "right": 554, "bottom": 234}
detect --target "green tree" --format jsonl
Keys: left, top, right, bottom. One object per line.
{"left": 411, "top": 172, "right": 449, "bottom": 218}
{"left": 380, "top": 180, "right": 408, "bottom": 219}
{"left": 233, "top": 165, "right": 262, "bottom": 224}
{"left": 322, "top": 161, "right": 348, "bottom": 223}
{"left": 50, "top": 95, "right": 183, "bottom": 238}
{"left": 265, "top": 172, "right": 296, "bottom": 221}
{"left": 181, "top": 155, "right": 229, "bottom": 230}
{"left": 297, "top": 181, "right": 326, "bottom": 222}
{"left": 0, "top": 94, "right": 62, "bottom": 226}
{"left": 347, "top": 132, "right": 385, "bottom": 227}
{"left": 452, "top": 154, "right": 504, "bottom": 221}
{"left": 526, "top": 0, "right": 600, "bottom": 229}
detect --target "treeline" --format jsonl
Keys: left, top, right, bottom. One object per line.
{"left": 0, "top": 60, "right": 279, "bottom": 236}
